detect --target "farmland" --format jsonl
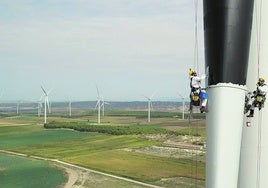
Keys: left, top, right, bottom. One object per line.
{"left": 0, "top": 109, "right": 206, "bottom": 188}
{"left": 0, "top": 153, "right": 67, "bottom": 188}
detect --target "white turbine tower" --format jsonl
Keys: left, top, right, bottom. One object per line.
{"left": 16, "top": 100, "right": 21, "bottom": 115}
{"left": 41, "top": 86, "right": 51, "bottom": 124}
{"left": 101, "top": 96, "right": 109, "bottom": 117}
{"left": 238, "top": 1, "right": 268, "bottom": 187}
{"left": 143, "top": 93, "right": 155, "bottom": 123}
{"left": 178, "top": 94, "right": 186, "bottom": 120}
{"left": 95, "top": 86, "right": 101, "bottom": 124}
{"left": 48, "top": 101, "right": 52, "bottom": 114}
{"left": 69, "top": 101, "right": 72, "bottom": 117}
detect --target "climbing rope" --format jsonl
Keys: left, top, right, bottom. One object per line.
{"left": 188, "top": 0, "right": 200, "bottom": 186}
{"left": 255, "top": 0, "right": 263, "bottom": 80}
{"left": 255, "top": 0, "right": 263, "bottom": 187}
{"left": 193, "top": 0, "right": 199, "bottom": 74}
{"left": 256, "top": 111, "right": 262, "bottom": 188}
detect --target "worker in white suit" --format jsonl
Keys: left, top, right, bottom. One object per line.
{"left": 189, "top": 69, "right": 207, "bottom": 113}
{"left": 246, "top": 77, "right": 268, "bottom": 117}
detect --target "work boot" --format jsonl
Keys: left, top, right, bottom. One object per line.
{"left": 200, "top": 106, "right": 206, "bottom": 113}
{"left": 247, "top": 114, "right": 253, "bottom": 118}
{"left": 247, "top": 110, "right": 254, "bottom": 118}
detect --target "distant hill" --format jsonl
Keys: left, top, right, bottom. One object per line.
{"left": 0, "top": 101, "right": 189, "bottom": 114}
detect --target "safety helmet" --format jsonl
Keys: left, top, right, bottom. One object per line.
{"left": 189, "top": 69, "right": 196, "bottom": 76}
{"left": 259, "top": 77, "right": 265, "bottom": 83}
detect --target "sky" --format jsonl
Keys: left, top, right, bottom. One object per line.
{"left": 0, "top": 0, "right": 205, "bottom": 102}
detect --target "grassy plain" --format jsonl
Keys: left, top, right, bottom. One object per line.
{"left": 0, "top": 153, "right": 67, "bottom": 188}
{"left": 0, "top": 111, "right": 206, "bottom": 187}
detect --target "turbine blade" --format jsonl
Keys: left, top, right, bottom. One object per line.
{"left": 41, "top": 86, "right": 47, "bottom": 95}
{"left": 47, "top": 88, "right": 53, "bottom": 95}
{"left": 39, "top": 95, "right": 44, "bottom": 100}
{"left": 142, "top": 95, "right": 150, "bottom": 100}
{"left": 150, "top": 91, "right": 157, "bottom": 99}
{"left": 95, "top": 100, "right": 100, "bottom": 109}
{"left": 95, "top": 85, "right": 100, "bottom": 97}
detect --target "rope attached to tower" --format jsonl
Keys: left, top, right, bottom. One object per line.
{"left": 189, "top": 0, "right": 200, "bottom": 186}
{"left": 255, "top": 0, "right": 263, "bottom": 187}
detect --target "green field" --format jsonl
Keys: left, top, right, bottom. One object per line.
{"left": 0, "top": 111, "right": 206, "bottom": 187}
{"left": 0, "top": 153, "right": 67, "bottom": 188}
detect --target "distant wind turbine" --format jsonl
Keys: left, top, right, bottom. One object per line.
{"left": 48, "top": 101, "right": 52, "bottom": 114}
{"left": 69, "top": 101, "right": 72, "bottom": 117}
{"left": 178, "top": 93, "right": 186, "bottom": 120}
{"left": 143, "top": 92, "right": 156, "bottom": 123}
{"left": 16, "top": 100, "right": 21, "bottom": 115}
{"left": 95, "top": 85, "right": 101, "bottom": 124}
{"left": 41, "top": 86, "right": 51, "bottom": 124}
{"left": 101, "top": 96, "right": 109, "bottom": 117}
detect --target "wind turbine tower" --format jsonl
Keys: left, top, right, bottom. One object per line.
{"left": 41, "top": 86, "right": 51, "bottom": 124}
{"left": 95, "top": 86, "right": 101, "bottom": 124}
{"left": 101, "top": 96, "right": 109, "bottom": 117}
{"left": 16, "top": 101, "right": 21, "bottom": 115}
{"left": 238, "top": 1, "right": 268, "bottom": 187}
{"left": 178, "top": 94, "right": 186, "bottom": 120}
{"left": 69, "top": 101, "right": 72, "bottom": 117}
{"left": 203, "top": 0, "right": 254, "bottom": 187}
{"left": 144, "top": 93, "right": 155, "bottom": 123}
